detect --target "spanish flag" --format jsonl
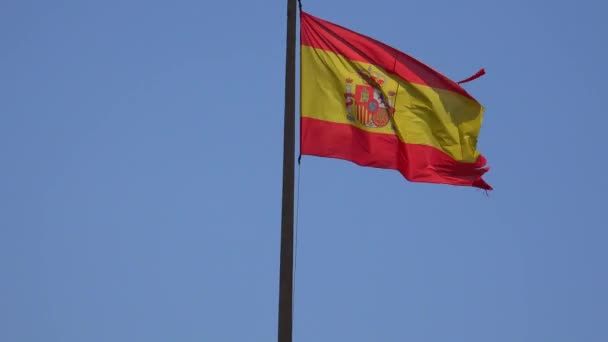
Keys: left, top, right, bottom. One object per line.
{"left": 300, "top": 12, "right": 492, "bottom": 190}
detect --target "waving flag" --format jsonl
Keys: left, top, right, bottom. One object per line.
{"left": 300, "top": 11, "right": 492, "bottom": 190}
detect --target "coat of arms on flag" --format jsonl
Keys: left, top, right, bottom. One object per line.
{"left": 344, "top": 67, "right": 396, "bottom": 129}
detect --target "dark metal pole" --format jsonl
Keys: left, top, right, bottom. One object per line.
{"left": 278, "top": 0, "right": 297, "bottom": 342}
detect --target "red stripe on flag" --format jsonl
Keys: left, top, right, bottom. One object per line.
{"left": 300, "top": 117, "right": 491, "bottom": 190}
{"left": 300, "top": 11, "right": 477, "bottom": 101}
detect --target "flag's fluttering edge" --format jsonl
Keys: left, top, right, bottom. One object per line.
{"left": 300, "top": 12, "right": 492, "bottom": 190}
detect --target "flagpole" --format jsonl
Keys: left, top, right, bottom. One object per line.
{"left": 278, "top": 0, "right": 297, "bottom": 342}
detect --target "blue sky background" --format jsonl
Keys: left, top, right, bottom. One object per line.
{"left": 1, "top": 0, "right": 607, "bottom": 341}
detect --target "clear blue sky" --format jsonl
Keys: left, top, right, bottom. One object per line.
{"left": 1, "top": 0, "right": 607, "bottom": 341}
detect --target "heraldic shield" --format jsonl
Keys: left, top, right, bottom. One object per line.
{"left": 344, "top": 68, "right": 396, "bottom": 129}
